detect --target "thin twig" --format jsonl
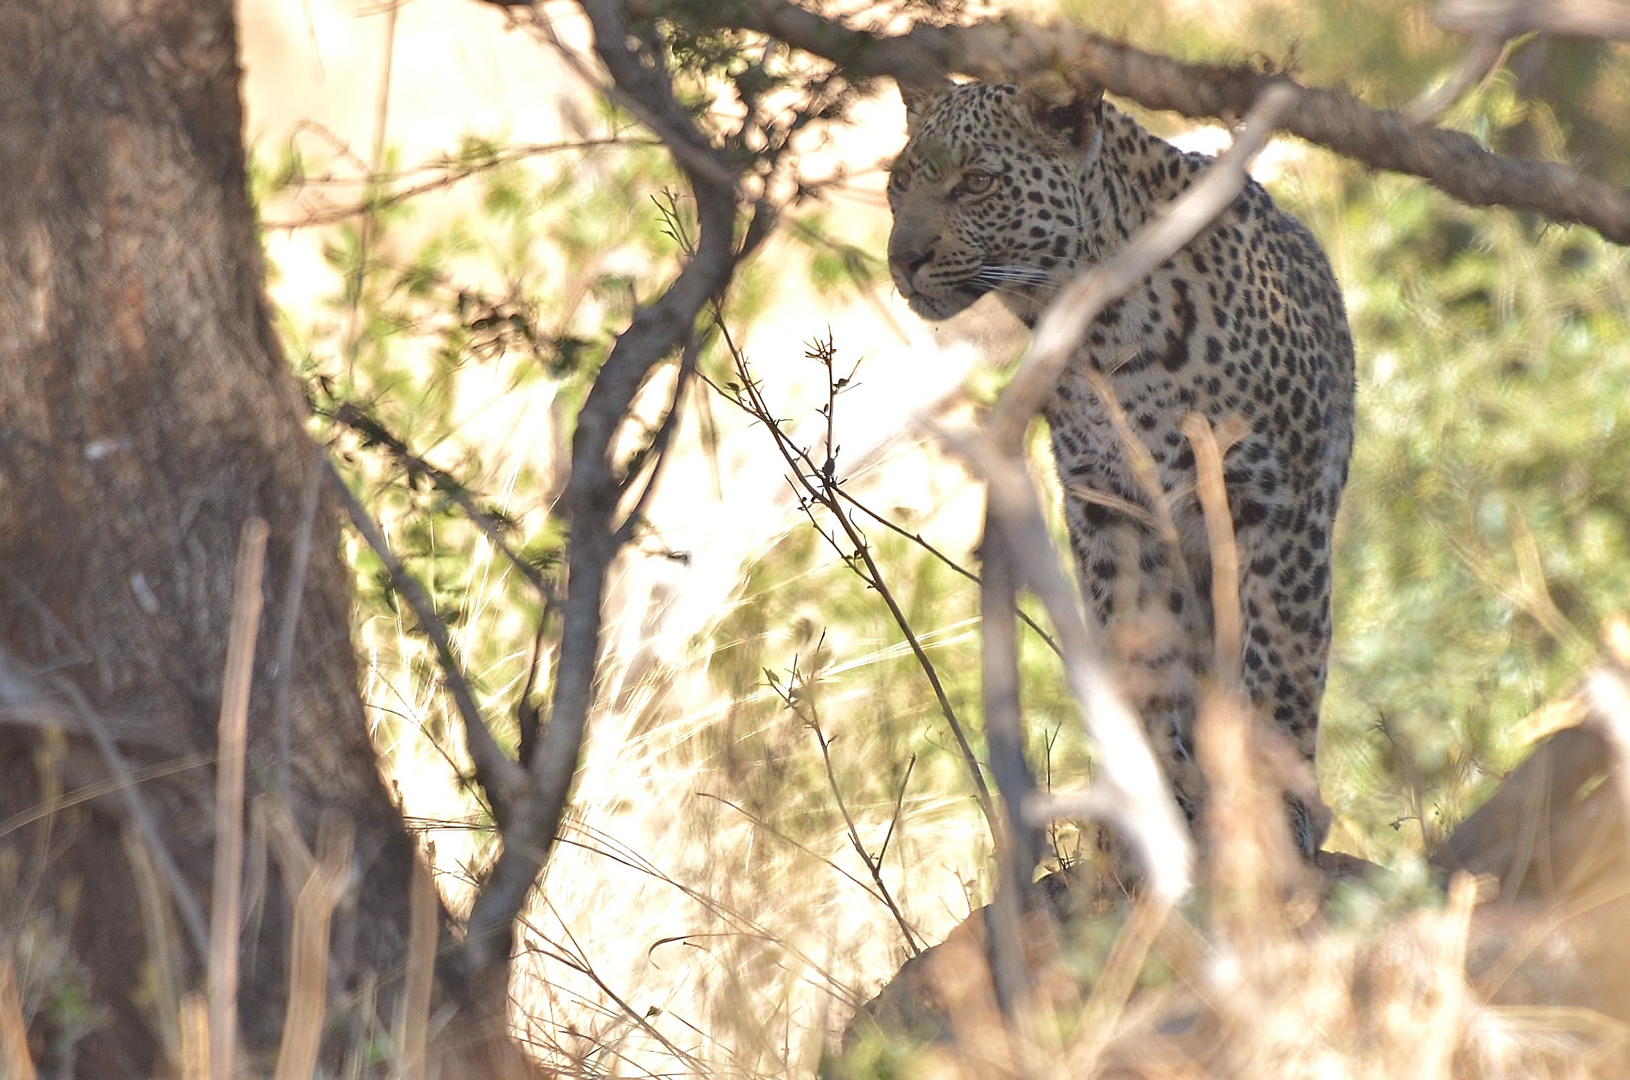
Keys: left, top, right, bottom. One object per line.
{"left": 327, "top": 403, "right": 560, "bottom": 608}
{"left": 717, "top": 321, "right": 999, "bottom": 839}
{"left": 876, "top": 753, "right": 916, "bottom": 865}
{"left": 263, "top": 137, "right": 654, "bottom": 231}
{"left": 209, "top": 518, "right": 269, "bottom": 1080}
{"left": 612, "top": 328, "right": 704, "bottom": 545}
{"left": 832, "top": 485, "right": 1061, "bottom": 656}
{"left": 325, "top": 459, "right": 526, "bottom": 813}
{"left": 774, "top": 659, "right": 924, "bottom": 955}
{"left": 52, "top": 679, "right": 210, "bottom": 961}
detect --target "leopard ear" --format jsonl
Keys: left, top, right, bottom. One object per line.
{"left": 897, "top": 76, "right": 952, "bottom": 134}
{"left": 1018, "top": 71, "right": 1104, "bottom": 149}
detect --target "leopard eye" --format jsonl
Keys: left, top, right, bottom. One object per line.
{"left": 957, "top": 169, "right": 996, "bottom": 195}
{"left": 951, "top": 170, "right": 991, "bottom": 197}
{"left": 888, "top": 166, "right": 910, "bottom": 194}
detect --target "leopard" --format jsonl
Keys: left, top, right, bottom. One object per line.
{"left": 885, "top": 75, "right": 1356, "bottom": 859}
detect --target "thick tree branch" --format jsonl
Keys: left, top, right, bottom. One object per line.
{"left": 695, "top": 0, "right": 1630, "bottom": 244}
{"left": 458, "top": 0, "right": 767, "bottom": 1001}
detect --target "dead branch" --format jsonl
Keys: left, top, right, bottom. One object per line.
{"left": 793, "top": 682, "right": 925, "bottom": 957}
{"left": 714, "top": 325, "right": 1000, "bottom": 838}
{"left": 692, "top": 0, "right": 1630, "bottom": 245}
{"left": 963, "top": 436, "right": 1195, "bottom": 904}
{"left": 1434, "top": 0, "right": 1630, "bottom": 41}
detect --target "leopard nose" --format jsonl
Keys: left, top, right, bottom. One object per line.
{"left": 888, "top": 249, "right": 931, "bottom": 289}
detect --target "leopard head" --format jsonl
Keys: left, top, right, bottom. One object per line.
{"left": 886, "top": 75, "right": 1106, "bottom": 322}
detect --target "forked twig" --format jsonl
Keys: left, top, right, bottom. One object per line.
{"left": 716, "top": 322, "right": 999, "bottom": 840}
{"left": 772, "top": 658, "right": 925, "bottom": 955}
{"left": 272, "top": 814, "right": 354, "bottom": 1080}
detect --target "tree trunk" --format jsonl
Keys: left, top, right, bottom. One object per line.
{"left": 0, "top": 2, "right": 527, "bottom": 1074}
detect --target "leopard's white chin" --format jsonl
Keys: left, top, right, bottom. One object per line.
{"left": 903, "top": 283, "right": 987, "bottom": 321}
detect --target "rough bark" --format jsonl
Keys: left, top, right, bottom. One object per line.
{"left": 0, "top": 2, "right": 527, "bottom": 1074}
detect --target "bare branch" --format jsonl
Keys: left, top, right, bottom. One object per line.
{"left": 786, "top": 673, "right": 925, "bottom": 956}
{"left": 327, "top": 403, "right": 561, "bottom": 607}
{"left": 460, "top": 0, "right": 763, "bottom": 998}
{"left": 1435, "top": 0, "right": 1630, "bottom": 41}
{"left": 715, "top": 325, "right": 1000, "bottom": 838}
{"left": 209, "top": 518, "right": 267, "bottom": 1080}
{"left": 959, "top": 434, "right": 1195, "bottom": 904}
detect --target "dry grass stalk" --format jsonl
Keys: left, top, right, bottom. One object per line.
{"left": 1180, "top": 413, "right": 1246, "bottom": 689}
{"left": 272, "top": 813, "right": 354, "bottom": 1080}
{"left": 0, "top": 956, "right": 35, "bottom": 1080}
{"left": 209, "top": 517, "right": 268, "bottom": 1080}
{"left": 395, "top": 841, "right": 439, "bottom": 1080}
{"left": 180, "top": 991, "right": 209, "bottom": 1080}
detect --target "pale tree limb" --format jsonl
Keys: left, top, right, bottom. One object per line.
{"left": 962, "top": 436, "right": 1195, "bottom": 905}
{"left": 1401, "top": 33, "right": 1510, "bottom": 128}
{"left": 271, "top": 814, "right": 354, "bottom": 1080}
{"left": 1434, "top": 0, "right": 1630, "bottom": 40}
{"left": 679, "top": 0, "right": 1630, "bottom": 245}
{"left": 1180, "top": 413, "right": 1243, "bottom": 690}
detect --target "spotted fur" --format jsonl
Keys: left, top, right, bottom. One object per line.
{"left": 887, "top": 78, "right": 1356, "bottom": 855}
